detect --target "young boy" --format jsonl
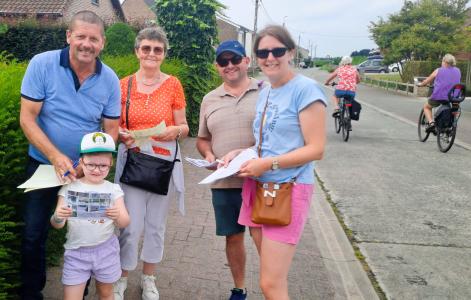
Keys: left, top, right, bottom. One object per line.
{"left": 51, "top": 132, "right": 130, "bottom": 300}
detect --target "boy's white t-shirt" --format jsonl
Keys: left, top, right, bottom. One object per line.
{"left": 58, "top": 179, "right": 124, "bottom": 250}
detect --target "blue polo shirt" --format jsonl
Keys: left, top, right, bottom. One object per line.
{"left": 21, "top": 47, "right": 121, "bottom": 163}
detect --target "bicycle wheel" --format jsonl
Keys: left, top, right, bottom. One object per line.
{"left": 417, "top": 109, "right": 430, "bottom": 142}
{"left": 437, "top": 126, "right": 456, "bottom": 153}
{"left": 341, "top": 106, "right": 350, "bottom": 142}
{"left": 334, "top": 115, "right": 341, "bottom": 134}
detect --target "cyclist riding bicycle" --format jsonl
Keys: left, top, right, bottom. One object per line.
{"left": 324, "top": 56, "right": 361, "bottom": 117}
{"left": 418, "top": 53, "right": 461, "bottom": 133}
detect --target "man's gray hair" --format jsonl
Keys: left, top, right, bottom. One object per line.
{"left": 339, "top": 56, "right": 352, "bottom": 66}
{"left": 442, "top": 53, "right": 456, "bottom": 66}
{"left": 69, "top": 10, "right": 105, "bottom": 37}
{"left": 135, "top": 27, "right": 169, "bottom": 53}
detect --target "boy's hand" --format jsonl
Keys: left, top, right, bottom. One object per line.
{"left": 106, "top": 205, "right": 120, "bottom": 220}
{"left": 55, "top": 206, "right": 72, "bottom": 220}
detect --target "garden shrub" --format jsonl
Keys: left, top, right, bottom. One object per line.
{"left": 103, "top": 23, "right": 137, "bottom": 56}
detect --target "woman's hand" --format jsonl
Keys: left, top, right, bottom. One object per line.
{"left": 119, "top": 128, "right": 135, "bottom": 148}
{"left": 153, "top": 125, "right": 181, "bottom": 141}
{"left": 238, "top": 157, "right": 271, "bottom": 177}
{"left": 204, "top": 153, "right": 218, "bottom": 170}
{"left": 220, "top": 149, "right": 244, "bottom": 168}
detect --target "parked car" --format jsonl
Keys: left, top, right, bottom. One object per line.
{"left": 388, "top": 60, "right": 405, "bottom": 72}
{"left": 356, "top": 59, "right": 389, "bottom": 73}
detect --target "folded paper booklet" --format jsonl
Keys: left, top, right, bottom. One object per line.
{"left": 17, "top": 164, "right": 65, "bottom": 192}
{"left": 184, "top": 157, "right": 219, "bottom": 168}
{"left": 129, "top": 121, "right": 166, "bottom": 140}
{"left": 198, "top": 148, "right": 258, "bottom": 184}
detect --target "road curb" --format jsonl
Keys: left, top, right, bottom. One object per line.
{"left": 310, "top": 173, "right": 379, "bottom": 299}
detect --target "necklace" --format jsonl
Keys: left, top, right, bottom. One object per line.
{"left": 138, "top": 71, "right": 161, "bottom": 86}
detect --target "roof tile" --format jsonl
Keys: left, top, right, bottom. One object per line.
{"left": 0, "top": 0, "right": 68, "bottom": 15}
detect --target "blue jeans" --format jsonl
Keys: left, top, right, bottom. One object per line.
{"left": 20, "top": 157, "right": 60, "bottom": 300}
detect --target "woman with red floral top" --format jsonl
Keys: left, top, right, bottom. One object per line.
{"left": 325, "top": 56, "right": 361, "bottom": 117}
{"left": 113, "top": 26, "right": 189, "bottom": 300}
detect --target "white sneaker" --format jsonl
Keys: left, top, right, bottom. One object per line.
{"left": 113, "top": 277, "right": 128, "bottom": 300}
{"left": 140, "top": 274, "right": 160, "bottom": 300}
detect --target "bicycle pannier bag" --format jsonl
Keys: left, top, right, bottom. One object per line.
{"left": 435, "top": 105, "right": 452, "bottom": 129}
{"left": 252, "top": 181, "right": 293, "bottom": 226}
{"left": 349, "top": 99, "right": 362, "bottom": 121}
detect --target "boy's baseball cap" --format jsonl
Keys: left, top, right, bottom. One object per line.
{"left": 216, "top": 40, "right": 246, "bottom": 58}
{"left": 80, "top": 132, "right": 116, "bottom": 154}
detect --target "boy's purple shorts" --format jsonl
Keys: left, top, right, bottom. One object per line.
{"left": 62, "top": 235, "right": 121, "bottom": 285}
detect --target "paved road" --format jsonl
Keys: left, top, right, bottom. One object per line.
{"left": 43, "top": 137, "right": 376, "bottom": 299}
{"left": 305, "top": 68, "right": 471, "bottom": 299}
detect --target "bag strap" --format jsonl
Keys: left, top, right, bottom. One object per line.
{"left": 125, "top": 75, "right": 133, "bottom": 130}
{"left": 257, "top": 90, "right": 271, "bottom": 157}
{"left": 125, "top": 74, "right": 179, "bottom": 162}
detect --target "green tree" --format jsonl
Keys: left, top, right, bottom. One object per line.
{"left": 369, "top": 0, "right": 469, "bottom": 63}
{"left": 154, "top": 0, "right": 224, "bottom": 135}
{"left": 103, "top": 23, "right": 136, "bottom": 56}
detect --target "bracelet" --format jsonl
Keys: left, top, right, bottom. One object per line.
{"left": 52, "top": 214, "right": 65, "bottom": 224}
{"left": 176, "top": 126, "right": 182, "bottom": 140}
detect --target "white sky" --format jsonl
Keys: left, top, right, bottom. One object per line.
{"left": 217, "top": 0, "right": 406, "bottom": 57}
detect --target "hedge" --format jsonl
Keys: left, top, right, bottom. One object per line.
{"left": 401, "top": 60, "right": 469, "bottom": 84}
{"left": 0, "top": 51, "right": 219, "bottom": 298}
{"left": 0, "top": 23, "right": 67, "bottom": 61}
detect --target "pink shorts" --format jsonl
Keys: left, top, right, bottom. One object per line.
{"left": 238, "top": 178, "right": 313, "bottom": 245}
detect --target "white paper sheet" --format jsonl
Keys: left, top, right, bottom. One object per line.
{"left": 184, "top": 157, "right": 222, "bottom": 168}
{"left": 17, "top": 165, "right": 65, "bottom": 192}
{"left": 198, "top": 148, "right": 258, "bottom": 184}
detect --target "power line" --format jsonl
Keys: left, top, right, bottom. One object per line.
{"left": 259, "top": 0, "right": 274, "bottom": 23}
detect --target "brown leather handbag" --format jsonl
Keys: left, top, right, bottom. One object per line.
{"left": 251, "top": 90, "right": 293, "bottom": 226}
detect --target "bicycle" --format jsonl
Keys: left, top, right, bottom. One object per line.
{"left": 417, "top": 83, "right": 466, "bottom": 153}
{"left": 330, "top": 82, "right": 355, "bottom": 142}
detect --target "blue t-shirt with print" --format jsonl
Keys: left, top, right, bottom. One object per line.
{"left": 21, "top": 48, "right": 121, "bottom": 163}
{"left": 253, "top": 74, "right": 327, "bottom": 184}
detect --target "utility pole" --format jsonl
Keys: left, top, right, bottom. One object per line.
{"left": 252, "top": 0, "right": 259, "bottom": 73}
{"left": 297, "top": 34, "right": 301, "bottom": 67}
{"left": 254, "top": 0, "right": 259, "bottom": 34}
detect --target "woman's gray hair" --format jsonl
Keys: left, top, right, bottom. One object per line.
{"left": 134, "top": 27, "right": 169, "bottom": 53}
{"left": 339, "top": 56, "right": 352, "bottom": 66}
{"left": 442, "top": 53, "right": 456, "bottom": 66}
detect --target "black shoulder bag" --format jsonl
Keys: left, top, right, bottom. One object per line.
{"left": 119, "top": 75, "right": 180, "bottom": 195}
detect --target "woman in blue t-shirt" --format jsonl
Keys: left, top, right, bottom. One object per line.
{"left": 223, "top": 25, "right": 327, "bottom": 299}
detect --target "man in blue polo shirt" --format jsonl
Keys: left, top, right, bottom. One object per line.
{"left": 19, "top": 10, "right": 121, "bottom": 299}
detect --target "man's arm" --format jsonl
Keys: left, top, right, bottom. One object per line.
{"left": 102, "top": 118, "right": 120, "bottom": 143}
{"left": 196, "top": 136, "right": 216, "bottom": 162}
{"left": 20, "top": 98, "right": 76, "bottom": 178}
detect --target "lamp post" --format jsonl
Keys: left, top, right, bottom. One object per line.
{"left": 283, "top": 16, "right": 287, "bottom": 27}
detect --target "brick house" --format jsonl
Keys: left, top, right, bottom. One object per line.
{"left": 121, "top": 0, "right": 156, "bottom": 28}
{"left": 216, "top": 15, "right": 254, "bottom": 62}
{"left": 0, "top": 0, "right": 125, "bottom": 25}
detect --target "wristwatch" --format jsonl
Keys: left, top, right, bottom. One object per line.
{"left": 271, "top": 159, "right": 279, "bottom": 171}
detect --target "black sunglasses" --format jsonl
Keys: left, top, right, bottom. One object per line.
{"left": 255, "top": 47, "right": 288, "bottom": 59}
{"left": 140, "top": 45, "right": 164, "bottom": 55}
{"left": 216, "top": 55, "right": 243, "bottom": 67}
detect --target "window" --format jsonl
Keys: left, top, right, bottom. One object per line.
{"left": 91, "top": 0, "right": 99, "bottom": 5}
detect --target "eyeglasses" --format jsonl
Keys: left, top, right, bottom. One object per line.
{"left": 83, "top": 162, "right": 111, "bottom": 172}
{"left": 216, "top": 55, "right": 243, "bottom": 67}
{"left": 255, "top": 47, "right": 288, "bottom": 59}
{"left": 140, "top": 45, "right": 164, "bottom": 55}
